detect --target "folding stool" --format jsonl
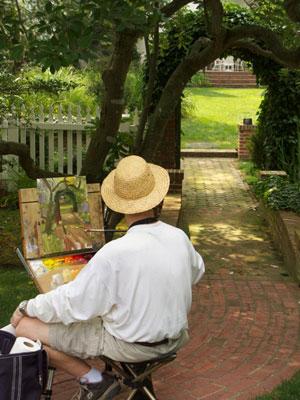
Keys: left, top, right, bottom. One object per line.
{"left": 99, "top": 352, "right": 177, "bottom": 400}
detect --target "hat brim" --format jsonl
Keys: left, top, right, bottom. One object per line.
{"left": 101, "top": 164, "right": 170, "bottom": 214}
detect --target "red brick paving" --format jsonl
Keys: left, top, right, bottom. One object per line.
{"left": 50, "top": 158, "right": 300, "bottom": 399}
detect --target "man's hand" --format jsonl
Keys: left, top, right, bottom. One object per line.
{"left": 10, "top": 307, "right": 24, "bottom": 328}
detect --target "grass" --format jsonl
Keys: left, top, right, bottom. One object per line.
{"left": 181, "top": 87, "right": 265, "bottom": 149}
{"left": 254, "top": 370, "right": 300, "bottom": 399}
{"left": 0, "top": 267, "right": 39, "bottom": 327}
{"left": 0, "top": 208, "right": 39, "bottom": 327}
{"left": 238, "top": 160, "right": 259, "bottom": 185}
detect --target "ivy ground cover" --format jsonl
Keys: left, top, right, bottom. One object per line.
{"left": 181, "top": 87, "right": 264, "bottom": 149}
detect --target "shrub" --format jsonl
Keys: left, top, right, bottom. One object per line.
{"left": 124, "top": 67, "right": 144, "bottom": 112}
{"left": 250, "top": 68, "right": 300, "bottom": 183}
{"left": 187, "top": 72, "right": 211, "bottom": 88}
{"left": 0, "top": 165, "right": 36, "bottom": 209}
{"left": 253, "top": 175, "right": 300, "bottom": 214}
{"left": 181, "top": 89, "right": 197, "bottom": 118}
{"left": 238, "top": 160, "right": 259, "bottom": 185}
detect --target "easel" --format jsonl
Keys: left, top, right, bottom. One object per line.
{"left": 17, "top": 179, "right": 107, "bottom": 399}
{"left": 17, "top": 182, "right": 105, "bottom": 293}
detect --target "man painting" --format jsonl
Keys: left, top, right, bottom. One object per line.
{"left": 10, "top": 155, "right": 205, "bottom": 400}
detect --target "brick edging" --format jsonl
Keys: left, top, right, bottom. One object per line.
{"left": 259, "top": 201, "right": 300, "bottom": 282}
{"left": 181, "top": 149, "right": 237, "bottom": 158}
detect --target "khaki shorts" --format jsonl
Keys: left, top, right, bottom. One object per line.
{"left": 49, "top": 318, "right": 189, "bottom": 362}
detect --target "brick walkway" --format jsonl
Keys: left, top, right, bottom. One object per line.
{"left": 51, "top": 158, "right": 300, "bottom": 400}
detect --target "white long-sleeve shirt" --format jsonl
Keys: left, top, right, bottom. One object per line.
{"left": 27, "top": 221, "right": 205, "bottom": 342}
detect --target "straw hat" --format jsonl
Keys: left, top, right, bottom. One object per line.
{"left": 101, "top": 156, "right": 170, "bottom": 214}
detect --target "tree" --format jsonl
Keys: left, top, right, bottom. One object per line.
{"left": 0, "top": 0, "right": 300, "bottom": 184}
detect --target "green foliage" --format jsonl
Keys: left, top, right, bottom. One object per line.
{"left": 0, "top": 208, "right": 24, "bottom": 268}
{"left": 181, "top": 89, "right": 198, "bottom": 118}
{"left": 145, "top": 8, "right": 208, "bottom": 108}
{"left": 0, "top": 166, "right": 36, "bottom": 209}
{"left": 0, "top": 65, "right": 90, "bottom": 116}
{"left": 100, "top": 130, "right": 135, "bottom": 182}
{"left": 124, "top": 66, "right": 144, "bottom": 112}
{"left": 238, "top": 160, "right": 259, "bottom": 185}
{"left": 0, "top": 0, "right": 163, "bottom": 74}
{"left": 222, "top": 2, "right": 255, "bottom": 29}
{"left": 0, "top": 253, "right": 39, "bottom": 324}
{"left": 145, "top": 3, "right": 256, "bottom": 111}
{"left": 250, "top": 69, "right": 300, "bottom": 182}
{"left": 0, "top": 60, "right": 141, "bottom": 119}
{"left": 186, "top": 72, "right": 211, "bottom": 88}
{"left": 230, "top": 4, "right": 300, "bottom": 185}
{"left": 0, "top": 266, "right": 39, "bottom": 325}
{"left": 253, "top": 175, "right": 300, "bottom": 214}
{"left": 246, "top": 0, "right": 300, "bottom": 48}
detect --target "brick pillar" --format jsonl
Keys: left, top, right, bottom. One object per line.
{"left": 166, "top": 169, "right": 184, "bottom": 193}
{"left": 238, "top": 124, "right": 257, "bottom": 160}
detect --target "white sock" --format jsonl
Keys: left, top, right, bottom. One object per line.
{"left": 80, "top": 367, "right": 103, "bottom": 384}
{"left": 1, "top": 324, "right": 16, "bottom": 335}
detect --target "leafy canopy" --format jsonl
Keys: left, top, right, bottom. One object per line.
{"left": 0, "top": 0, "right": 164, "bottom": 73}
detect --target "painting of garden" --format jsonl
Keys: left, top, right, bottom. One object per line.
{"left": 37, "top": 177, "right": 92, "bottom": 255}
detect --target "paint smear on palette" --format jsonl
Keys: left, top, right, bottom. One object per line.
{"left": 37, "top": 177, "right": 93, "bottom": 255}
{"left": 28, "top": 253, "right": 95, "bottom": 291}
{"left": 28, "top": 253, "right": 94, "bottom": 277}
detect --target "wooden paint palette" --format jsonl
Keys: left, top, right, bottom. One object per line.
{"left": 18, "top": 180, "right": 105, "bottom": 293}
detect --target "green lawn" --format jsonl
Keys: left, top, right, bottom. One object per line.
{"left": 254, "top": 370, "right": 300, "bottom": 399}
{"left": 181, "top": 87, "right": 265, "bottom": 149}
{"left": 0, "top": 208, "right": 38, "bottom": 326}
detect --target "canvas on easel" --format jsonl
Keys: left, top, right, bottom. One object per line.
{"left": 37, "top": 177, "right": 93, "bottom": 255}
{"left": 18, "top": 178, "right": 105, "bottom": 293}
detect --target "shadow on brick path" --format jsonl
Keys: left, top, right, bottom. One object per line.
{"left": 52, "top": 158, "right": 300, "bottom": 400}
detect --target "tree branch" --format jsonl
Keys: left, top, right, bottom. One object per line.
{"left": 231, "top": 40, "right": 285, "bottom": 66}
{"left": 0, "top": 141, "right": 65, "bottom": 179}
{"left": 284, "top": 0, "right": 300, "bottom": 23}
{"left": 14, "top": 0, "right": 28, "bottom": 40}
{"left": 225, "top": 24, "right": 300, "bottom": 68}
{"left": 189, "top": 37, "right": 212, "bottom": 56}
{"left": 160, "top": 0, "right": 194, "bottom": 18}
{"left": 204, "top": 0, "right": 225, "bottom": 39}
{"left": 203, "top": 0, "right": 210, "bottom": 32}
{"left": 133, "top": 20, "right": 160, "bottom": 153}
{"left": 144, "top": 34, "right": 151, "bottom": 65}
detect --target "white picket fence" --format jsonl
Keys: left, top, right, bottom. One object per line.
{"left": 0, "top": 105, "right": 138, "bottom": 179}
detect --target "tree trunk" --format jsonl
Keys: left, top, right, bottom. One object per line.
{"left": 80, "top": 30, "right": 139, "bottom": 183}
{"left": 140, "top": 42, "right": 223, "bottom": 162}
{"left": 175, "top": 100, "right": 181, "bottom": 170}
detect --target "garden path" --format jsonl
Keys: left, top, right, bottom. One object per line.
{"left": 52, "top": 157, "right": 300, "bottom": 400}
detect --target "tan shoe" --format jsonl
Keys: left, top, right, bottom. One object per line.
{"left": 71, "top": 371, "right": 121, "bottom": 400}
